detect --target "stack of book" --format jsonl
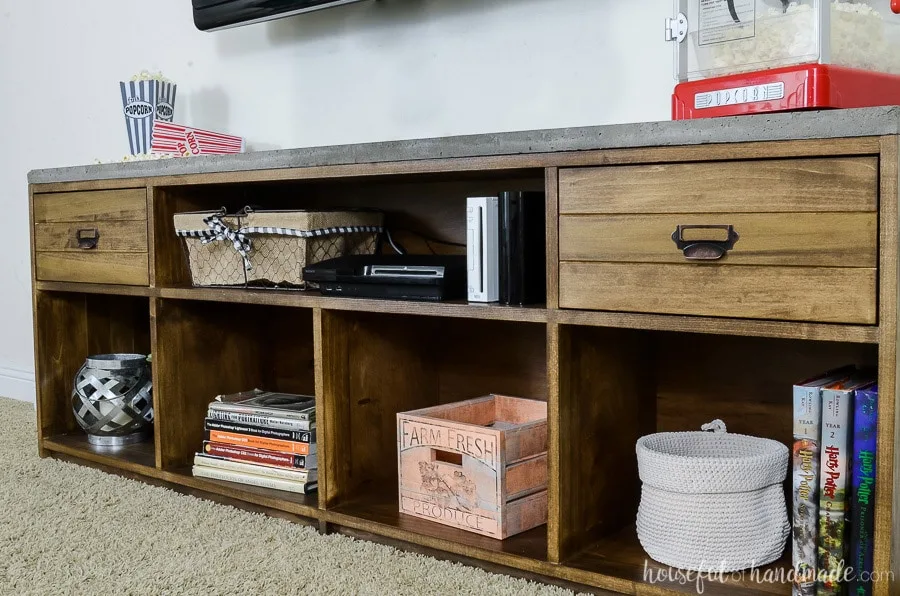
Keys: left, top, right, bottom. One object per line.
{"left": 192, "top": 389, "right": 318, "bottom": 495}
{"left": 792, "top": 367, "right": 878, "bottom": 596}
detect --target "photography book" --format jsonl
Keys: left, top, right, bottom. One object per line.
{"left": 209, "top": 389, "right": 316, "bottom": 422}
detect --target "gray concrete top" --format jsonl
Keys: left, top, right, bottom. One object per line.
{"left": 28, "top": 106, "right": 900, "bottom": 184}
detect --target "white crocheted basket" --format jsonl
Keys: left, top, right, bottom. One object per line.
{"left": 636, "top": 420, "right": 790, "bottom": 572}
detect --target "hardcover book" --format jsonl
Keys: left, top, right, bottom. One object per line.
{"left": 206, "top": 408, "right": 315, "bottom": 432}
{"left": 209, "top": 390, "right": 316, "bottom": 422}
{"left": 817, "top": 375, "right": 875, "bottom": 595}
{"left": 792, "top": 367, "right": 855, "bottom": 596}
{"left": 192, "top": 463, "right": 317, "bottom": 494}
{"left": 193, "top": 453, "right": 317, "bottom": 483}
{"left": 849, "top": 385, "right": 878, "bottom": 596}
{"left": 202, "top": 441, "right": 317, "bottom": 470}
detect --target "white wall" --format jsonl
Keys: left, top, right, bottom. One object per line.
{"left": 0, "top": 0, "right": 672, "bottom": 402}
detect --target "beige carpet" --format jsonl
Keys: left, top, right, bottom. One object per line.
{"left": 0, "top": 397, "right": 577, "bottom": 595}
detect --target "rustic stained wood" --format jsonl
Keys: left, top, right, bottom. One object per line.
{"left": 560, "top": 262, "right": 877, "bottom": 324}
{"left": 33, "top": 189, "right": 147, "bottom": 222}
{"left": 545, "top": 168, "right": 560, "bottom": 310}
{"left": 558, "top": 157, "right": 878, "bottom": 215}
{"left": 34, "top": 220, "right": 148, "bottom": 253}
{"left": 559, "top": 212, "right": 878, "bottom": 267}
{"left": 35, "top": 251, "right": 149, "bottom": 286}
{"left": 555, "top": 326, "right": 656, "bottom": 562}
{"left": 876, "top": 136, "right": 899, "bottom": 596}
{"left": 28, "top": 135, "right": 900, "bottom": 596}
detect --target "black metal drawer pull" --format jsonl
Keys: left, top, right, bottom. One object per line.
{"left": 671, "top": 224, "right": 739, "bottom": 261}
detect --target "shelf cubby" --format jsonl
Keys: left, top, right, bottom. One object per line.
{"left": 151, "top": 169, "right": 546, "bottom": 289}
{"left": 34, "top": 291, "right": 153, "bottom": 468}
{"left": 315, "top": 310, "right": 547, "bottom": 512}
{"left": 328, "top": 492, "right": 548, "bottom": 562}
{"left": 151, "top": 298, "right": 317, "bottom": 509}
{"left": 554, "top": 326, "right": 878, "bottom": 593}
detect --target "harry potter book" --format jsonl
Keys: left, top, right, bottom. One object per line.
{"left": 849, "top": 385, "right": 878, "bottom": 596}
{"left": 792, "top": 367, "right": 854, "bottom": 596}
{"left": 817, "top": 374, "right": 875, "bottom": 595}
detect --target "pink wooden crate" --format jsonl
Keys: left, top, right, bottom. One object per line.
{"left": 397, "top": 394, "right": 548, "bottom": 539}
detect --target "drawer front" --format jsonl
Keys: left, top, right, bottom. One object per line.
{"left": 557, "top": 159, "right": 878, "bottom": 324}
{"left": 559, "top": 213, "right": 877, "bottom": 268}
{"left": 34, "top": 221, "right": 148, "bottom": 253}
{"left": 559, "top": 157, "right": 878, "bottom": 214}
{"left": 33, "top": 189, "right": 149, "bottom": 286}
{"left": 559, "top": 262, "right": 876, "bottom": 324}
{"left": 35, "top": 252, "right": 149, "bottom": 285}
{"left": 33, "top": 189, "right": 147, "bottom": 222}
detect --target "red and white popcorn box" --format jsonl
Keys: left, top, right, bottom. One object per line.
{"left": 151, "top": 121, "right": 245, "bottom": 156}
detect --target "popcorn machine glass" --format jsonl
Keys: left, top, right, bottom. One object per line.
{"left": 668, "top": 0, "right": 900, "bottom": 119}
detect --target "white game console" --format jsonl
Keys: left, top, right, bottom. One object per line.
{"left": 466, "top": 196, "right": 499, "bottom": 302}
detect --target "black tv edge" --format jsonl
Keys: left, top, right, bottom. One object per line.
{"left": 193, "top": 0, "right": 370, "bottom": 31}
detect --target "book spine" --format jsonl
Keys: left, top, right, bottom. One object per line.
{"left": 204, "top": 418, "right": 316, "bottom": 443}
{"left": 202, "top": 441, "right": 316, "bottom": 470}
{"left": 209, "top": 402, "right": 314, "bottom": 421}
{"left": 817, "top": 389, "right": 852, "bottom": 595}
{"left": 207, "top": 409, "right": 313, "bottom": 432}
{"left": 193, "top": 453, "right": 316, "bottom": 483}
{"left": 207, "top": 430, "right": 316, "bottom": 455}
{"left": 849, "top": 388, "right": 878, "bottom": 596}
{"left": 792, "top": 384, "right": 822, "bottom": 596}
{"left": 192, "top": 464, "right": 317, "bottom": 494}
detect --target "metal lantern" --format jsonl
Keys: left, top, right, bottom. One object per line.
{"left": 71, "top": 354, "right": 153, "bottom": 447}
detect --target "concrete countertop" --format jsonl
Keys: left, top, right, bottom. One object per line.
{"left": 28, "top": 106, "right": 900, "bottom": 184}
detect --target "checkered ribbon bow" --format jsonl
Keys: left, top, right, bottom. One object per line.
{"left": 202, "top": 214, "right": 253, "bottom": 271}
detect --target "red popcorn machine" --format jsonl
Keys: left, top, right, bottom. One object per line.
{"left": 667, "top": 0, "right": 900, "bottom": 119}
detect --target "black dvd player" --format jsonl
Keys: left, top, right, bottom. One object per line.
{"left": 303, "top": 254, "right": 467, "bottom": 302}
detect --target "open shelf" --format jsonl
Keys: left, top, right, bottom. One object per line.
{"left": 553, "top": 325, "right": 878, "bottom": 572}
{"left": 566, "top": 525, "right": 790, "bottom": 596}
{"left": 163, "top": 466, "right": 320, "bottom": 519}
{"left": 317, "top": 310, "right": 547, "bottom": 510}
{"left": 157, "top": 287, "right": 549, "bottom": 323}
{"left": 152, "top": 298, "right": 319, "bottom": 510}
{"left": 43, "top": 432, "right": 156, "bottom": 474}
{"left": 329, "top": 491, "right": 547, "bottom": 562}
{"left": 34, "top": 292, "right": 153, "bottom": 469}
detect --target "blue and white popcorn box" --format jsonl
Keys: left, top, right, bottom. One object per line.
{"left": 119, "top": 77, "right": 177, "bottom": 155}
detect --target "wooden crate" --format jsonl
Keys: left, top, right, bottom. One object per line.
{"left": 397, "top": 394, "right": 548, "bottom": 539}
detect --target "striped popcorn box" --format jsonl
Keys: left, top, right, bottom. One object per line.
{"left": 155, "top": 81, "right": 177, "bottom": 122}
{"left": 151, "top": 121, "right": 245, "bottom": 156}
{"left": 120, "top": 80, "right": 158, "bottom": 155}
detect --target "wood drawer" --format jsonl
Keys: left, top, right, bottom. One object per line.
{"left": 557, "top": 159, "right": 879, "bottom": 324}
{"left": 33, "top": 189, "right": 149, "bottom": 286}
{"left": 559, "top": 157, "right": 878, "bottom": 214}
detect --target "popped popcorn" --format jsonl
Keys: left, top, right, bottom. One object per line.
{"left": 691, "top": 1, "right": 900, "bottom": 79}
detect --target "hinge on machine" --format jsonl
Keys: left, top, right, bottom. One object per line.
{"left": 665, "top": 13, "right": 688, "bottom": 43}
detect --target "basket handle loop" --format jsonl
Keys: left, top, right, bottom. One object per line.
{"left": 700, "top": 419, "right": 727, "bottom": 433}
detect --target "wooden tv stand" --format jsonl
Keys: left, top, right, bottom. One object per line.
{"left": 28, "top": 108, "right": 900, "bottom": 595}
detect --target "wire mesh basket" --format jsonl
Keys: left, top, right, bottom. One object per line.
{"left": 174, "top": 207, "right": 383, "bottom": 288}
